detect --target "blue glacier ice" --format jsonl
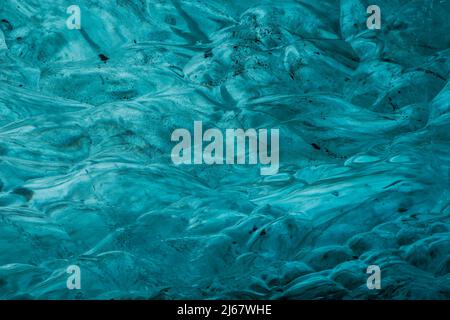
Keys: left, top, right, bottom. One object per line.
{"left": 0, "top": 0, "right": 449, "bottom": 299}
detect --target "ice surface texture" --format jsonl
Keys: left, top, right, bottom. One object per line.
{"left": 0, "top": 0, "right": 449, "bottom": 299}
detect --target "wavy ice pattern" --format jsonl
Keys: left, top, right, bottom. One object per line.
{"left": 0, "top": 0, "right": 449, "bottom": 299}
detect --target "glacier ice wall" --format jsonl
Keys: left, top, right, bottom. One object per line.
{"left": 0, "top": 0, "right": 449, "bottom": 299}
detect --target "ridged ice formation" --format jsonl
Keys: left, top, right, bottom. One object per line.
{"left": 0, "top": 0, "right": 449, "bottom": 299}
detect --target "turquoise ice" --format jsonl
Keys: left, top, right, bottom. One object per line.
{"left": 0, "top": 0, "right": 449, "bottom": 299}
